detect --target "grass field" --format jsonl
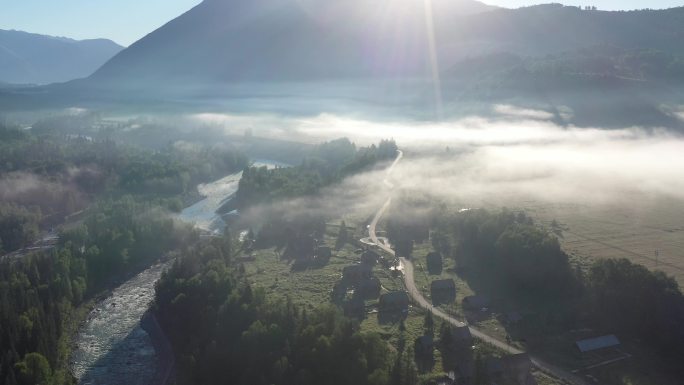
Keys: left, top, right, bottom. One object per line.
{"left": 237, "top": 220, "right": 566, "bottom": 383}
{"left": 469, "top": 192, "right": 684, "bottom": 286}
{"left": 465, "top": 193, "right": 684, "bottom": 384}
{"left": 515, "top": 196, "right": 684, "bottom": 286}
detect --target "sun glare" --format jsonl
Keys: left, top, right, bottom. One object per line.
{"left": 422, "top": 0, "right": 443, "bottom": 119}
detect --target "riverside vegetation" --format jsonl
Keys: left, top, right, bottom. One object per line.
{"left": 0, "top": 122, "right": 247, "bottom": 385}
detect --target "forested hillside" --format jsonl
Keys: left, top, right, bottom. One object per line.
{"left": 154, "top": 238, "right": 397, "bottom": 385}
{"left": 0, "top": 123, "right": 247, "bottom": 253}
{"left": 0, "top": 121, "right": 248, "bottom": 384}
{"left": 232, "top": 138, "right": 397, "bottom": 210}
{"left": 393, "top": 201, "right": 684, "bottom": 361}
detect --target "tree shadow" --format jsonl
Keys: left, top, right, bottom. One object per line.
{"left": 377, "top": 310, "right": 408, "bottom": 325}
{"left": 414, "top": 349, "right": 435, "bottom": 373}
{"left": 426, "top": 252, "right": 443, "bottom": 275}
{"left": 289, "top": 255, "right": 330, "bottom": 272}
{"left": 77, "top": 323, "right": 159, "bottom": 385}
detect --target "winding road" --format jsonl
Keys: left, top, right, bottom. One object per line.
{"left": 366, "top": 150, "right": 590, "bottom": 385}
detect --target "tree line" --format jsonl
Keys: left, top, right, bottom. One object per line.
{"left": 0, "top": 197, "right": 198, "bottom": 385}
{"left": 0, "top": 123, "right": 248, "bottom": 253}
{"left": 393, "top": 201, "right": 684, "bottom": 360}
{"left": 153, "top": 235, "right": 401, "bottom": 385}
{"left": 234, "top": 138, "right": 397, "bottom": 209}
{"left": 0, "top": 204, "right": 40, "bottom": 255}
{"left": 1, "top": 120, "right": 248, "bottom": 384}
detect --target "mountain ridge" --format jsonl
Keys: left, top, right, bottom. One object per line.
{"left": 86, "top": 1, "right": 684, "bottom": 88}
{"left": 0, "top": 29, "right": 123, "bottom": 85}
{"left": 88, "top": 0, "right": 501, "bottom": 84}
{"left": 5, "top": 1, "right": 684, "bottom": 130}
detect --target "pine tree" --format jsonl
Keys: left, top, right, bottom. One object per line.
{"left": 473, "top": 352, "right": 489, "bottom": 385}
{"left": 424, "top": 311, "right": 434, "bottom": 337}
{"left": 402, "top": 347, "right": 418, "bottom": 385}
{"left": 335, "top": 221, "right": 348, "bottom": 250}
{"left": 439, "top": 321, "right": 452, "bottom": 349}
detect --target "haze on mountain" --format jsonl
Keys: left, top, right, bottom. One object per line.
{"left": 6, "top": 0, "right": 684, "bottom": 129}
{"left": 87, "top": 1, "right": 683, "bottom": 83}
{"left": 88, "top": 0, "right": 498, "bottom": 85}
{"left": 0, "top": 29, "right": 123, "bottom": 85}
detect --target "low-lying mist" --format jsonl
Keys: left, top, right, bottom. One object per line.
{"left": 16, "top": 104, "right": 682, "bottom": 219}
{"left": 196, "top": 106, "right": 684, "bottom": 203}
{"left": 394, "top": 129, "right": 684, "bottom": 206}
{"left": 194, "top": 105, "right": 684, "bottom": 217}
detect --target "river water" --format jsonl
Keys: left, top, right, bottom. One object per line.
{"left": 70, "top": 263, "right": 169, "bottom": 385}
{"left": 178, "top": 160, "right": 288, "bottom": 234}
{"left": 71, "top": 160, "right": 286, "bottom": 385}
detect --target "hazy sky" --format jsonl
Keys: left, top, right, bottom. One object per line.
{"left": 482, "top": 0, "right": 683, "bottom": 9}
{"left": 0, "top": 0, "right": 681, "bottom": 46}
{"left": 0, "top": 0, "right": 202, "bottom": 46}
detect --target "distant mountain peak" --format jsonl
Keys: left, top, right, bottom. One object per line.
{"left": 89, "top": 0, "right": 500, "bottom": 85}
{"left": 0, "top": 29, "right": 123, "bottom": 85}
{"left": 81, "top": 0, "right": 684, "bottom": 98}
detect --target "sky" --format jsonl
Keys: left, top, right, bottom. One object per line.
{"left": 482, "top": 0, "right": 683, "bottom": 9}
{"left": 0, "top": 0, "right": 681, "bottom": 46}
{"left": 0, "top": 0, "right": 202, "bottom": 46}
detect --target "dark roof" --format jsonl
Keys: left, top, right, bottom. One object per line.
{"left": 362, "top": 250, "right": 379, "bottom": 259}
{"left": 502, "top": 353, "right": 535, "bottom": 385}
{"left": 487, "top": 357, "right": 504, "bottom": 374}
{"left": 576, "top": 335, "right": 620, "bottom": 353}
{"left": 343, "top": 298, "right": 365, "bottom": 316}
{"left": 426, "top": 251, "right": 442, "bottom": 261}
{"left": 431, "top": 279, "right": 456, "bottom": 291}
{"left": 343, "top": 264, "right": 372, "bottom": 275}
{"left": 317, "top": 246, "right": 332, "bottom": 255}
{"left": 451, "top": 326, "right": 473, "bottom": 342}
{"left": 488, "top": 353, "right": 533, "bottom": 380}
{"left": 500, "top": 353, "right": 532, "bottom": 372}
{"left": 454, "top": 360, "right": 474, "bottom": 378}
{"left": 380, "top": 291, "right": 409, "bottom": 304}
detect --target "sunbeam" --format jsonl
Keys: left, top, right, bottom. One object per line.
{"left": 423, "top": 0, "right": 443, "bottom": 119}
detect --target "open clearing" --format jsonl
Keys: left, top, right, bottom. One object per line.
{"left": 495, "top": 195, "right": 684, "bottom": 286}
{"left": 240, "top": 221, "right": 564, "bottom": 384}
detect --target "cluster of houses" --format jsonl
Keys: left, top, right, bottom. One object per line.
{"left": 483, "top": 353, "right": 538, "bottom": 385}
{"left": 281, "top": 233, "right": 332, "bottom": 269}
{"left": 431, "top": 279, "right": 456, "bottom": 305}
{"left": 419, "top": 251, "right": 625, "bottom": 384}
{"left": 430, "top": 333, "right": 622, "bottom": 385}
{"left": 333, "top": 249, "right": 411, "bottom": 319}
{"left": 425, "top": 251, "right": 457, "bottom": 305}
{"left": 416, "top": 325, "right": 537, "bottom": 385}
{"left": 333, "top": 249, "right": 380, "bottom": 317}
{"left": 421, "top": 251, "right": 537, "bottom": 384}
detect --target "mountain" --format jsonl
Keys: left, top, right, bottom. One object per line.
{"left": 88, "top": 0, "right": 499, "bottom": 86}
{"left": 87, "top": 1, "right": 684, "bottom": 88}
{"left": 0, "top": 29, "right": 123, "bottom": 85}
{"left": 6, "top": 1, "right": 684, "bottom": 129}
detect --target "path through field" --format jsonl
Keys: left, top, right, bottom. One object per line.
{"left": 367, "top": 150, "right": 589, "bottom": 385}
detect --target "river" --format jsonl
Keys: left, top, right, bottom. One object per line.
{"left": 70, "top": 263, "right": 169, "bottom": 385}
{"left": 70, "top": 160, "right": 286, "bottom": 385}
{"left": 178, "top": 160, "right": 288, "bottom": 234}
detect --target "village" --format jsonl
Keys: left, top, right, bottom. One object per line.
{"left": 235, "top": 220, "right": 629, "bottom": 385}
